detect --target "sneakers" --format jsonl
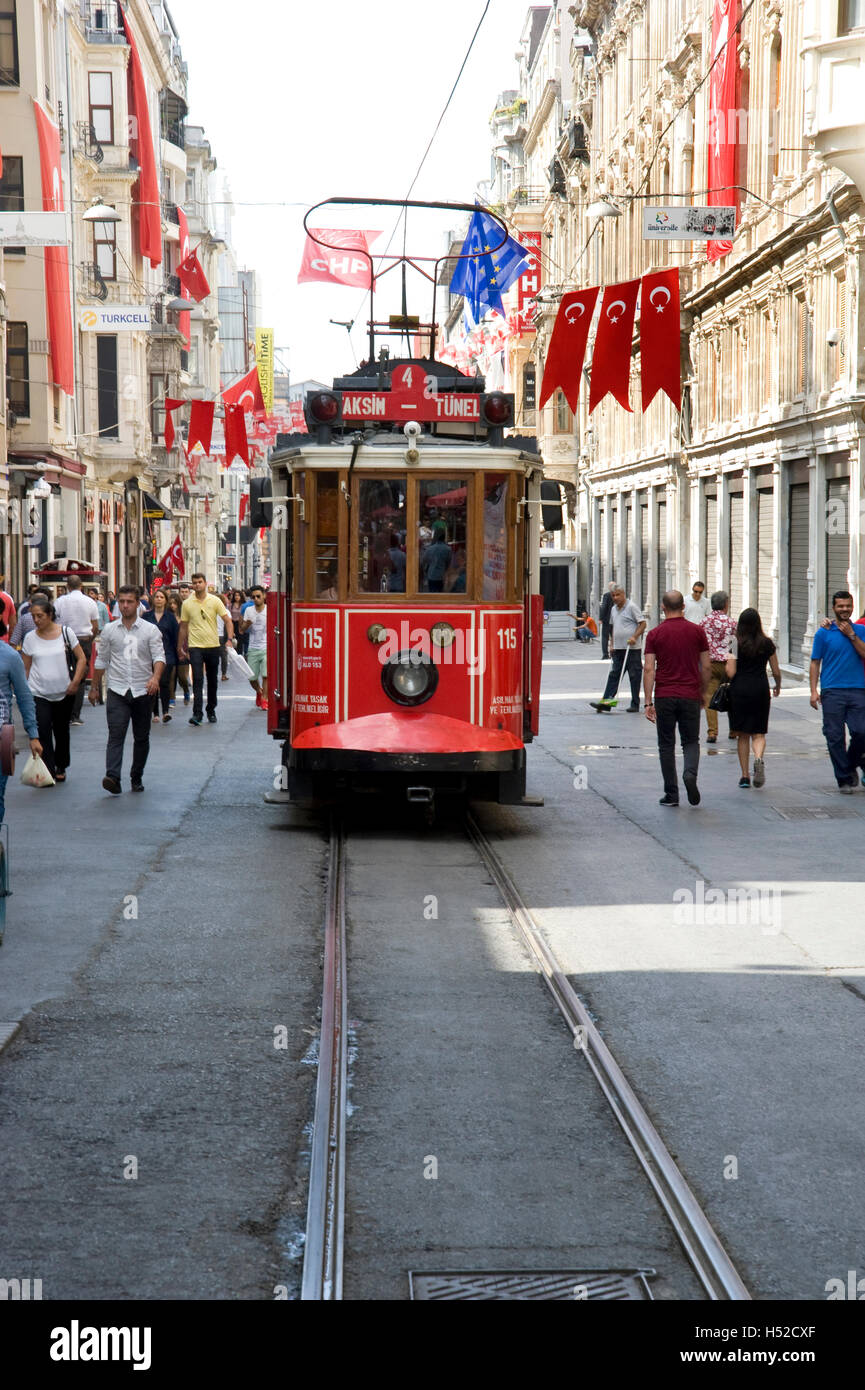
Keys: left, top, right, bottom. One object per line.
{"left": 683, "top": 771, "right": 701, "bottom": 806}
{"left": 131, "top": 781, "right": 144, "bottom": 793}
{"left": 189, "top": 715, "right": 202, "bottom": 726}
{"left": 738, "top": 776, "right": 751, "bottom": 788}
{"left": 626, "top": 704, "right": 640, "bottom": 713}
{"left": 590, "top": 701, "right": 613, "bottom": 713}
{"left": 70, "top": 718, "right": 84, "bottom": 727}
{"left": 183, "top": 692, "right": 190, "bottom": 704}
{"left": 162, "top": 714, "right": 172, "bottom": 723}
{"left": 839, "top": 782, "right": 856, "bottom": 795}
{"left": 102, "top": 775, "right": 122, "bottom": 795}
{"left": 207, "top": 712, "right": 217, "bottom": 724}
{"left": 752, "top": 757, "right": 765, "bottom": 788}
{"left": 659, "top": 794, "right": 679, "bottom": 807}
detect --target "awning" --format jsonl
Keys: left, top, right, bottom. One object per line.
{"left": 141, "top": 491, "right": 173, "bottom": 520}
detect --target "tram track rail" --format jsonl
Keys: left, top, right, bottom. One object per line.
{"left": 301, "top": 808, "right": 751, "bottom": 1301}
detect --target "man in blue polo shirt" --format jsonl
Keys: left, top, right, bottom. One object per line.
{"left": 810, "top": 590, "right": 865, "bottom": 792}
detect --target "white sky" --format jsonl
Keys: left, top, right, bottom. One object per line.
{"left": 167, "top": 0, "right": 541, "bottom": 385}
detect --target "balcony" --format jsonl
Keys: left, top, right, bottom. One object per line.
{"left": 507, "top": 186, "right": 548, "bottom": 208}
{"left": 804, "top": 28, "right": 865, "bottom": 195}
{"left": 84, "top": 1, "right": 125, "bottom": 43}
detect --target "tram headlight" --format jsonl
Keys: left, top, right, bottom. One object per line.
{"left": 305, "top": 390, "right": 343, "bottom": 428}
{"left": 381, "top": 651, "right": 439, "bottom": 707}
{"left": 430, "top": 621, "right": 455, "bottom": 649}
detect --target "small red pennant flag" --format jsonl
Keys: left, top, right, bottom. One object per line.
{"left": 163, "top": 396, "right": 184, "bottom": 452}
{"left": 589, "top": 279, "right": 641, "bottom": 412}
{"left": 538, "top": 287, "right": 599, "bottom": 411}
{"left": 239, "top": 493, "right": 249, "bottom": 525}
{"left": 640, "top": 267, "right": 681, "bottom": 412}
{"left": 177, "top": 247, "right": 210, "bottom": 301}
{"left": 222, "top": 365, "right": 265, "bottom": 416}
{"left": 224, "top": 403, "right": 249, "bottom": 467}
{"left": 186, "top": 454, "right": 199, "bottom": 485}
{"left": 187, "top": 398, "right": 215, "bottom": 455}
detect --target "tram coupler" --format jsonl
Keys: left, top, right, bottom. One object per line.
{"left": 406, "top": 786, "right": 434, "bottom": 805}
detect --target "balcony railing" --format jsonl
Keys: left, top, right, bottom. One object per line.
{"left": 161, "top": 118, "right": 186, "bottom": 149}
{"left": 76, "top": 121, "right": 104, "bottom": 163}
{"left": 508, "top": 186, "right": 548, "bottom": 207}
{"left": 84, "top": 1, "right": 125, "bottom": 42}
{"left": 162, "top": 200, "right": 180, "bottom": 226}
{"left": 165, "top": 273, "right": 182, "bottom": 298}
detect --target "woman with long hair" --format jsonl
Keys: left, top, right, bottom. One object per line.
{"left": 20, "top": 596, "right": 86, "bottom": 783}
{"left": 166, "top": 593, "right": 190, "bottom": 705}
{"left": 725, "top": 607, "right": 782, "bottom": 789}
{"left": 143, "top": 588, "right": 179, "bottom": 722}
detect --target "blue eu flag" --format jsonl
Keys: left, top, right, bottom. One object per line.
{"left": 449, "top": 205, "right": 531, "bottom": 323}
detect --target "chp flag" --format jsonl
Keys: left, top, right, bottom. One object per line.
{"left": 538, "top": 288, "right": 599, "bottom": 412}
{"left": 640, "top": 267, "right": 681, "bottom": 411}
{"left": 298, "top": 229, "right": 381, "bottom": 288}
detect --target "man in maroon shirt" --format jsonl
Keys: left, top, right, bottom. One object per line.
{"left": 644, "top": 590, "right": 711, "bottom": 806}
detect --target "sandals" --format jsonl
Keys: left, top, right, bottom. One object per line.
{"left": 55, "top": 771, "right": 66, "bottom": 783}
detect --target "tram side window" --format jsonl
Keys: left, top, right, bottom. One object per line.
{"left": 418, "top": 478, "right": 468, "bottom": 594}
{"left": 293, "top": 472, "right": 306, "bottom": 599}
{"left": 483, "top": 474, "right": 509, "bottom": 601}
{"left": 316, "top": 471, "right": 339, "bottom": 598}
{"left": 357, "top": 478, "right": 407, "bottom": 593}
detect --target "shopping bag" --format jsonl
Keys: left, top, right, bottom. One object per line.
{"left": 226, "top": 645, "right": 255, "bottom": 680}
{"left": 20, "top": 754, "right": 55, "bottom": 788}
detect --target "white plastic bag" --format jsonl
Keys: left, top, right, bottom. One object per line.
{"left": 20, "top": 754, "right": 55, "bottom": 788}
{"left": 226, "top": 645, "right": 255, "bottom": 680}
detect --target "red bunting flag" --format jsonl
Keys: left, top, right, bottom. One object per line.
{"left": 121, "top": 7, "right": 161, "bottom": 268}
{"left": 176, "top": 206, "right": 191, "bottom": 349}
{"left": 224, "top": 403, "right": 249, "bottom": 467}
{"left": 640, "top": 268, "right": 681, "bottom": 411}
{"left": 33, "top": 101, "right": 74, "bottom": 395}
{"left": 589, "top": 279, "right": 640, "bottom": 413}
{"left": 239, "top": 493, "right": 249, "bottom": 525}
{"left": 177, "top": 247, "right": 210, "bottom": 301}
{"left": 297, "top": 229, "right": 381, "bottom": 288}
{"left": 706, "top": 0, "right": 739, "bottom": 262}
{"left": 222, "top": 365, "right": 265, "bottom": 416}
{"left": 538, "top": 287, "right": 599, "bottom": 412}
{"left": 185, "top": 454, "right": 199, "bottom": 485}
{"left": 187, "top": 399, "right": 215, "bottom": 456}
{"left": 163, "top": 397, "right": 184, "bottom": 452}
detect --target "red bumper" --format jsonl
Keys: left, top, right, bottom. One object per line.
{"left": 293, "top": 711, "right": 523, "bottom": 755}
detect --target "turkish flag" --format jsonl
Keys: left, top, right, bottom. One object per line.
{"left": 640, "top": 268, "right": 681, "bottom": 411}
{"left": 33, "top": 101, "right": 74, "bottom": 395}
{"left": 707, "top": 0, "right": 740, "bottom": 262}
{"left": 121, "top": 7, "right": 161, "bottom": 268}
{"left": 177, "top": 247, "right": 210, "bottom": 301}
{"left": 176, "top": 206, "right": 191, "bottom": 349}
{"left": 222, "top": 365, "right": 265, "bottom": 416}
{"left": 186, "top": 453, "right": 200, "bottom": 485}
{"left": 239, "top": 493, "right": 249, "bottom": 525}
{"left": 224, "top": 404, "right": 249, "bottom": 467}
{"left": 163, "top": 396, "right": 184, "bottom": 452}
{"left": 589, "top": 279, "right": 640, "bottom": 413}
{"left": 297, "top": 229, "right": 381, "bottom": 288}
{"left": 187, "top": 399, "right": 215, "bottom": 455}
{"left": 538, "top": 288, "right": 599, "bottom": 411}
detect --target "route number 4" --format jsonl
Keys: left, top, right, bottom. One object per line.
{"left": 301, "top": 627, "right": 323, "bottom": 649}
{"left": 497, "top": 628, "right": 517, "bottom": 650}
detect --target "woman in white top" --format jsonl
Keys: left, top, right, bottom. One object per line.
{"left": 21, "top": 597, "right": 86, "bottom": 782}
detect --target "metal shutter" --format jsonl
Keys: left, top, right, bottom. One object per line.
{"left": 625, "top": 504, "right": 633, "bottom": 597}
{"left": 640, "top": 502, "right": 649, "bottom": 608}
{"left": 600, "top": 506, "right": 608, "bottom": 588}
{"left": 756, "top": 488, "right": 774, "bottom": 625}
{"left": 826, "top": 477, "right": 850, "bottom": 604}
{"left": 611, "top": 505, "right": 619, "bottom": 583}
{"left": 704, "top": 496, "right": 718, "bottom": 589}
{"left": 788, "top": 482, "right": 810, "bottom": 662}
{"left": 657, "top": 500, "right": 667, "bottom": 611}
{"left": 729, "top": 493, "right": 744, "bottom": 618}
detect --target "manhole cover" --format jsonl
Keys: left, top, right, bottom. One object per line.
{"left": 409, "top": 1269, "right": 655, "bottom": 1300}
{"left": 771, "top": 805, "right": 858, "bottom": 820}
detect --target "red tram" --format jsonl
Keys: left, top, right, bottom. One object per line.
{"left": 260, "top": 200, "right": 560, "bottom": 810}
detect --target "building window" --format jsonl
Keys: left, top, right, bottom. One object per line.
{"left": 93, "top": 219, "right": 117, "bottom": 280}
{"left": 88, "top": 72, "right": 114, "bottom": 144}
{"left": 150, "top": 372, "right": 167, "bottom": 440}
{"left": 839, "top": 1, "right": 865, "bottom": 33}
{"left": 555, "top": 388, "right": 572, "bottom": 434}
{"left": 0, "top": 153, "right": 24, "bottom": 254}
{"left": 97, "top": 334, "right": 119, "bottom": 438}
{"left": 0, "top": 3, "right": 19, "bottom": 87}
{"left": 6, "top": 321, "right": 29, "bottom": 416}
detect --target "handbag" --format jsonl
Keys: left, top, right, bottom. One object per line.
{"left": 709, "top": 680, "right": 731, "bottom": 712}
{"left": 61, "top": 626, "right": 78, "bottom": 681}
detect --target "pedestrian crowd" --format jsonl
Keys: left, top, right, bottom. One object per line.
{"left": 586, "top": 579, "right": 865, "bottom": 806}
{"left": 0, "top": 573, "right": 271, "bottom": 818}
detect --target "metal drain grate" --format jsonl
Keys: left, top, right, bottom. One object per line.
{"left": 771, "top": 805, "right": 859, "bottom": 820}
{"left": 409, "top": 1268, "right": 655, "bottom": 1301}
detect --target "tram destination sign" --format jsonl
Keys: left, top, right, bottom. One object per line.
{"left": 643, "top": 205, "right": 736, "bottom": 241}
{"left": 339, "top": 365, "right": 485, "bottom": 424}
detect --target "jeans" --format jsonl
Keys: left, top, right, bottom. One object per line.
{"left": 106, "top": 689, "right": 152, "bottom": 782}
{"left": 602, "top": 648, "right": 643, "bottom": 704}
{"left": 655, "top": 696, "right": 701, "bottom": 799}
{"left": 71, "top": 636, "right": 93, "bottom": 720}
{"left": 704, "top": 659, "right": 729, "bottom": 736}
{"left": 189, "top": 647, "right": 221, "bottom": 718}
{"left": 34, "top": 694, "right": 74, "bottom": 777}
{"left": 820, "top": 687, "right": 865, "bottom": 786}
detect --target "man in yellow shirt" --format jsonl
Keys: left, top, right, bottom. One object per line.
{"left": 178, "top": 573, "right": 236, "bottom": 725}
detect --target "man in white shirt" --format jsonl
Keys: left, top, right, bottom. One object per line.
{"left": 90, "top": 585, "right": 165, "bottom": 794}
{"left": 591, "top": 586, "right": 647, "bottom": 713}
{"left": 241, "top": 585, "right": 268, "bottom": 708}
{"left": 683, "top": 581, "right": 710, "bottom": 624}
{"left": 54, "top": 576, "right": 99, "bottom": 725}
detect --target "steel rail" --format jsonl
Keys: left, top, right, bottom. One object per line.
{"left": 464, "top": 811, "right": 751, "bottom": 1302}
{"left": 301, "top": 817, "right": 348, "bottom": 1300}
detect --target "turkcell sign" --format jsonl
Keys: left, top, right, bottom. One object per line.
{"left": 79, "top": 305, "right": 152, "bottom": 331}
{"left": 341, "top": 392, "right": 481, "bottom": 423}
{"left": 643, "top": 205, "right": 736, "bottom": 241}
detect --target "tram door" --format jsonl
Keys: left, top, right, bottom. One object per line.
{"left": 539, "top": 551, "right": 577, "bottom": 641}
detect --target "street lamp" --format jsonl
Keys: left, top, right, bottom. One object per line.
{"left": 586, "top": 197, "right": 621, "bottom": 220}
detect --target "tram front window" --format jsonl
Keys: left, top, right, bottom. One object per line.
{"left": 316, "top": 471, "right": 339, "bottom": 597}
{"left": 418, "top": 479, "right": 468, "bottom": 594}
{"left": 357, "top": 478, "right": 407, "bottom": 593}
{"left": 483, "top": 473, "right": 509, "bottom": 601}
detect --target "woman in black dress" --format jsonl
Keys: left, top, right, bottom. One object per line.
{"left": 725, "top": 608, "right": 782, "bottom": 788}
{"left": 143, "top": 589, "right": 179, "bottom": 722}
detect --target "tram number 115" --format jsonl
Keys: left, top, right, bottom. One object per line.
{"left": 497, "top": 628, "right": 517, "bottom": 650}
{"left": 301, "top": 627, "right": 323, "bottom": 649}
